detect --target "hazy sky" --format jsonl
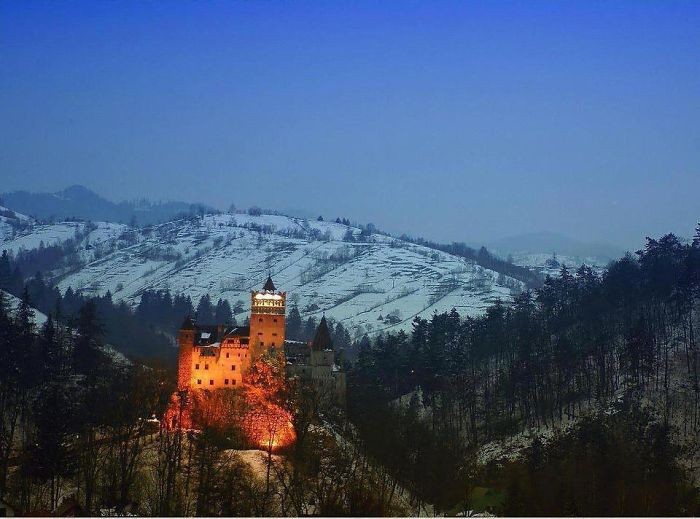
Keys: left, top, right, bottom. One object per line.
{"left": 1, "top": 1, "right": 698, "bottom": 249}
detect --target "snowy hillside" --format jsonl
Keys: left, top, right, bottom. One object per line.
{"left": 0, "top": 205, "right": 31, "bottom": 242}
{"left": 1, "top": 219, "right": 127, "bottom": 256}
{"left": 2, "top": 213, "right": 524, "bottom": 338}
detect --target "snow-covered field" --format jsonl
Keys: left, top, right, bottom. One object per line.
{"left": 0, "top": 205, "right": 31, "bottom": 242}
{"left": 2, "top": 212, "right": 525, "bottom": 338}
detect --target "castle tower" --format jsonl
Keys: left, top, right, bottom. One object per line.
{"left": 249, "top": 276, "right": 286, "bottom": 361}
{"left": 177, "top": 316, "right": 196, "bottom": 390}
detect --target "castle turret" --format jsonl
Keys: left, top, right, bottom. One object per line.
{"left": 177, "top": 316, "right": 196, "bottom": 390}
{"left": 249, "top": 276, "right": 286, "bottom": 361}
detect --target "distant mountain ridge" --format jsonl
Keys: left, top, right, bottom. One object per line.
{"left": 1, "top": 185, "right": 215, "bottom": 226}
{"left": 487, "top": 231, "right": 626, "bottom": 261}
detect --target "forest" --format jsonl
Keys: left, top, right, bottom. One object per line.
{"left": 348, "top": 230, "right": 700, "bottom": 514}
{"left": 0, "top": 228, "right": 699, "bottom": 515}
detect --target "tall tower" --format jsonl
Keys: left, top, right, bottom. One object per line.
{"left": 177, "top": 316, "right": 196, "bottom": 390}
{"left": 249, "top": 276, "right": 286, "bottom": 361}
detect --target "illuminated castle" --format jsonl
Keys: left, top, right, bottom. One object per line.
{"left": 176, "top": 276, "right": 345, "bottom": 409}
{"left": 177, "top": 276, "right": 286, "bottom": 391}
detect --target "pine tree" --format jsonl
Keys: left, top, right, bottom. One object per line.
{"left": 73, "top": 300, "right": 105, "bottom": 379}
{"left": 303, "top": 317, "right": 318, "bottom": 342}
{"left": 0, "top": 250, "right": 12, "bottom": 291}
{"left": 286, "top": 307, "right": 302, "bottom": 340}
{"left": 196, "top": 294, "right": 215, "bottom": 325}
{"left": 40, "top": 315, "right": 60, "bottom": 382}
{"left": 215, "top": 299, "right": 233, "bottom": 324}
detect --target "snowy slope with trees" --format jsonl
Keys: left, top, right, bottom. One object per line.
{"left": 2, "top": 212, "right": 525, "bottom": 338}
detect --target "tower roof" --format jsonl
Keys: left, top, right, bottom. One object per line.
{"left": 311, "top": 315, "right": 333, "bottom": 351}
{"left": 180, "top": 316, "right": 196, "bottom": 330}
{"left": 263, "top": 276, "right": 276, "bottom": 292}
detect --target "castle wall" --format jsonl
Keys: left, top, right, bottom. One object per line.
{"left": 177, "top": 329, "right": 194, "bottom": 391}
{"left": 189, "top": 338, "right": 251, "bottom": 390}
{"left": 249, "top": 313, "right": 286, "bottom": 357}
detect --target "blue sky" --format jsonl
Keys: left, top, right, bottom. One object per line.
{"left": 1, "top": 1, "right": 698, "bottom": 248}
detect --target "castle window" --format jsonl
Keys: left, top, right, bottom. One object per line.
{"left": 232, "top": 379, "right": 237, "bottom": 385}
{"left": 272, "top": 333, "right": 277, "bottom": 336}
{"left": 258, "top": 318, "right": 263, "bottom": 323}
{"left": 225, "top": 379, "right": 229, "bottom": 385}
{"left": 226, "top": 352, "right": 229, "bottom": 358}
{"left": 272, "top": 342, "right": 276, "bottom": 347}
{"left": 231, "top": 365, "right": 236, "bottom": 371}
{"left": 195, "top": 363, "right": 199, "bottom": 370}
{"left": 258, "top": 332, "right": 263, "bottom": 336}
{"left": 205, "top": 364, "right": 209, "bottom": 370}
{"left": 197, "top": 379, "right": 202, "bottom": 385}
{"left": 273, "top": 318, "right": 277, "bottom": 323}
{"left": 209, "top": 379, "right": 214, "bottom": 385}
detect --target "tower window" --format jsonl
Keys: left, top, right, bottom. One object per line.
{"left": 232, "top": 379, "right": 237, "bottom": 385}
{"left": 225, "top": 379, "right": 229, "bottom": 385}
{"left": 195, "top": 363, "right": 199, "bottom": 370}
{"left": 258, "top": 332, "right": 263, "bottom": 336}
{"left": 197, "top": 379, "right": 202, "bottom": 385}
{"left": 259, "top": 318, "right": 263, "bottom": 323}
{"left": 226, "top": 352, "right": 229, "bottom": 358}
{"left": 273, "top": 318, "right": 277, "bottom": 323}
{"left": 231, "top": 365, "right": 236, "bottom": 371}
{"left": 205, "top": 364, "right": 209, "bottom": 370}
{"left": 209, "top": 379, "right": 214, "bottom": 385}
{"left": 272, "top": 333, "right": 277, "bottom": 336}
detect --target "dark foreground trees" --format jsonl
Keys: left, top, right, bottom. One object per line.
{"left": 0, "top": 292, "right": 173, "bottom": 515}
{"left": 349, "top": 232, "right": 700, "bottom": 515}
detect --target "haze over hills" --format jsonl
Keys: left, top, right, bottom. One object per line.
{"left": 1, "top": 185, "right": 628, "bottom": 264}
{"left": 487, "top": 231, "right": 626, "bottom": 260}
{"left": 1, "top": 184, "right": 214, "bottom": 226}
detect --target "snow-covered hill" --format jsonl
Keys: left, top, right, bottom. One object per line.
{"left": 0, "top": 205, "right": 31, "bottom": 242}
{"left": 2, "top": 213, "right": 525, "bottom": 338}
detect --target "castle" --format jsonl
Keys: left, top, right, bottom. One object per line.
{"left": 177, "top": 276, "right": 345, "bottom": 405}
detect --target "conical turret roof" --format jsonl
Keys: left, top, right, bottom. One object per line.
{"left": 311, "top": 315, "right": 333, "bottom": 351}
{"left": 180, "top": 315, "right": 196, "bottom": 330}
{"left": 263, "top": 276, "right": 276, "bottom": 291}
